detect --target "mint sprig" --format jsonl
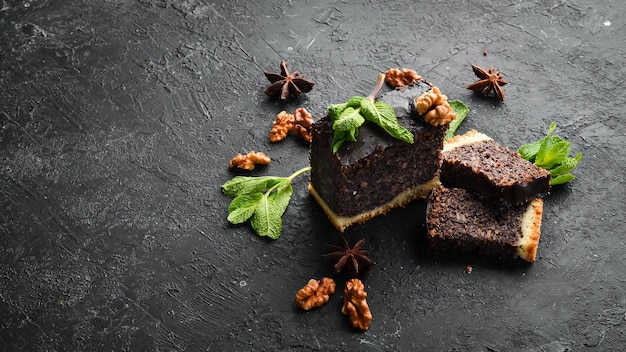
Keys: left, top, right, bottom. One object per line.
{"left": 222, "top": 166, "right": 311, "bottom": 239}
{"left": 518, "top": 122, "right": 582, "bottom": 185}
{"left": 328, "top": 73, "right": 414, "bottom": 153}
{"left": 445, "top": 100, "right": 470, "bottom": 140}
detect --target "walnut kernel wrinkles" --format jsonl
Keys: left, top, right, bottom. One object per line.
{"left": 424, "top": 103, "right": 456, "bottom": 126}
{"left": 294, "top": 277, "right": 336, "bottom": 310}
{"left": 341, "top": 278, "right": 372, "bottom": 330}
{"left": 269, "top": 111, "right": 294, "bottom": 143}
{"left": 269, "top": 108, "right": 314, "bottom": 143}
{"left": 414, "top": 87, "right": 457, "bottom": 126}
{"left": 385, "top": 68, "right": 422, "bottom": 88}
{"left": 292, "top": 107, "right": 314, "bottom": 142}
{"left": 228, "top": 151, "right": 271, "bottom": 170}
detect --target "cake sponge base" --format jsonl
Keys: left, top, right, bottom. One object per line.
{"left": 309, "top": 177, "right": 440, "bottom": 232}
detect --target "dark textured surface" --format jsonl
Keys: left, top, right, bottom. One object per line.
{"left": 1, "top": 0, "right": 625, "bottom": 350}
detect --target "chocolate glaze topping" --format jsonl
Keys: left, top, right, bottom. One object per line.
{"left": 334, "top": 81, "right": 434, "bottom": 165}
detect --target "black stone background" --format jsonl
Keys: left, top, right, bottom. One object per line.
{"left": 1, "top": 0, "right": 625, "bottom": 350}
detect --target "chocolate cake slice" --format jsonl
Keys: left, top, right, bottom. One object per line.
{"left": 309, "top": 81, "right": 447, "bottom": 232}
{"left": 442, "top": 130, "right": 551, "bottom": 205}
{"left": 426, "top": 185, "right": 543, "bottom": 262}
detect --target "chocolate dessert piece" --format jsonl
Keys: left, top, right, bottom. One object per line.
{"left": 442, "top": 130, "right": 551, "bottom": 205}
{"left": 426, "top": 185, "right": 543, "bottom": 262}
{"left": 309, "top": 81, "right": 447, "bottom": 232}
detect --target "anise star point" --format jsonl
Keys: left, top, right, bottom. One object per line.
{"left": 322, "top": 235, "right": 376, "bottom": 278}
{"left": 466, "top": 64, "right": 508, "bottom": 101}
{"left": 263, "top": 60, "right": 315, "bottom": 101}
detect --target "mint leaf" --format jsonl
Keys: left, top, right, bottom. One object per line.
{"left": 328, "top": 96, "right": 363, "bottom": 120}
{"left": 329, "top": 104, "right": 365, "bottom": 153}
{"left": 518, "top": 122, "right": 558, "bottom": 162}
{"left": 533, "top": 123, "right": 557, "bottom": 159}
{"left": 271, "top": 182, "right": 293, "bottom": 217}
{"left": 227, "top": 193, "right": 263, "bottom": 224}
{"left": 328, "top": 103, "right": 347, "bottom": 120}
{"left": 346, "top": 96, "right": 365, "bottom": 109}
{"left": 331, "top": 130, "right": 351, "bottom": 153}
{"left": 517, "top": 139, "right": 542, "bottom": 161}
{"left": 445, "top": 100, "right": 469, "bottom": 140}
{"left": 535, "top": 140, "right": 571, "bottom": 169}
{"left": 222, "top": 176, "right": 284, "bottom": 197}
{"left": 327, "top": 73, "right": 414, "bottom": 152}
{"left": 331, "top": 131, "right": 345, "bottom": 153}
{"left": 358, "top": 97, "right": 378, "bottom": 121}
{"left": 362, "top": 100, "right": 414, "bottom": 143}
{"left": 550, "top": 173, "right": 576, "bottom": 185}
{"left": 332, "top": 107, "right": 365, "bottom": 132}
{"left": 518, "top": 122, "right": 582, "bottom": 186}
{"left": 221, "top": 166, "right": 311, "bottom": 239}
{"left": 251, "top": 193, "right": 283, "bottom": 239}
{"left": 548, "top": 152, "right": 583, "bottom": 176}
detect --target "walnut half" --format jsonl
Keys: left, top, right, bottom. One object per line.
{"left": 269, "top": 108, "right": 314, "bottom": 143}
{"left": 292, "top": 107, "right": 313, "bottom": 143}
{"left": 414, "top": 86, "right": 457, "bottom": 126}
{"left": 228, "top": 151, "right": 271, "bottom": 170}
{"left": 294, "top": 277, "right": 336, "bottom": 310}
{"left": 269, "top": 111, "right": 294, "bottom": 143}
{"left": 341, "top": 278, "right": 372, "bottom": 330}
{"left": 385, "top": 68, "right": 422, "bottom": 88}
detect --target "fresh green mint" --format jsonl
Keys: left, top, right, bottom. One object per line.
{"left": 444, "top": 100, "right": 470, "bottom": 140}
{"left": 518, "top": 122, "right": 582, "bottom": 185}
{"left": 328, "top": 73, "right": 414, "bottom": 153}
{"left": 222, "top": 166, "right": 311, "bottom": 239}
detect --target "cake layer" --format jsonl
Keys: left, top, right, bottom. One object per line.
{"left": 426, "top": 185, "right": 543, "bottom": 262}
{"left": 309, "top": 82, "right": 447, "bottom": 231}
{"left": 442, "top": 130, "right": 551, "bottom": 205}
{"left": 309, "top": 177, "right": 440, "bottom": 232}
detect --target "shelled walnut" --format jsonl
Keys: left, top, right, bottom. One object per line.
{"left": 228, "top": 151, "right": 271, "bottom": 170}
{"left": 385, "top": 68, "right": 422, "bottom": 88}
{"left": 269, "top": 111, "right": 294, "bottom": 142}
{"left": 414, "top": 87, "right": 456, "bottom": 126}
{"left": 341, "top": 278, "right": 372, "bottom": 330}
{"left": 269, "top": 107, "right": 313, "bottom": 143}
{"left": 424, "top": 103, "right": 456, "bottom": 126}
{"left": 292, "top": 108, "right": 313, "bottom": 143}
{"left": 294, "top": 277, "right": 336, "bottom": 310}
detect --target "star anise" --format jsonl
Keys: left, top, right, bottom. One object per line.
{"left": 466, "top": 64, "right": 508, "bottom": 101}
{"left": 263, "top": 60, "right": 315, "bottom": 101}
{"left": 322, "top": 235, "right": 376, "bottom": 277}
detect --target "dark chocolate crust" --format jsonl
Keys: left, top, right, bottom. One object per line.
{"left": 442, "top": 134, "right": 551, "bottom": 205}
{"left": 309, "top": 82, "right": 446, "bottom": 217}
{"left": 426, "top": 185, "right": 541, "bottom": 261}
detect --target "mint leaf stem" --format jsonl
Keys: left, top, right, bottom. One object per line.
{"left": 366, "top": 73, "right": 386, "bottom": 100}
{"left": 263, "top": 166, "right": 311, "bottom": 196}
{"left": 287, "top": 166, "right": 312, "bottom": 182}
